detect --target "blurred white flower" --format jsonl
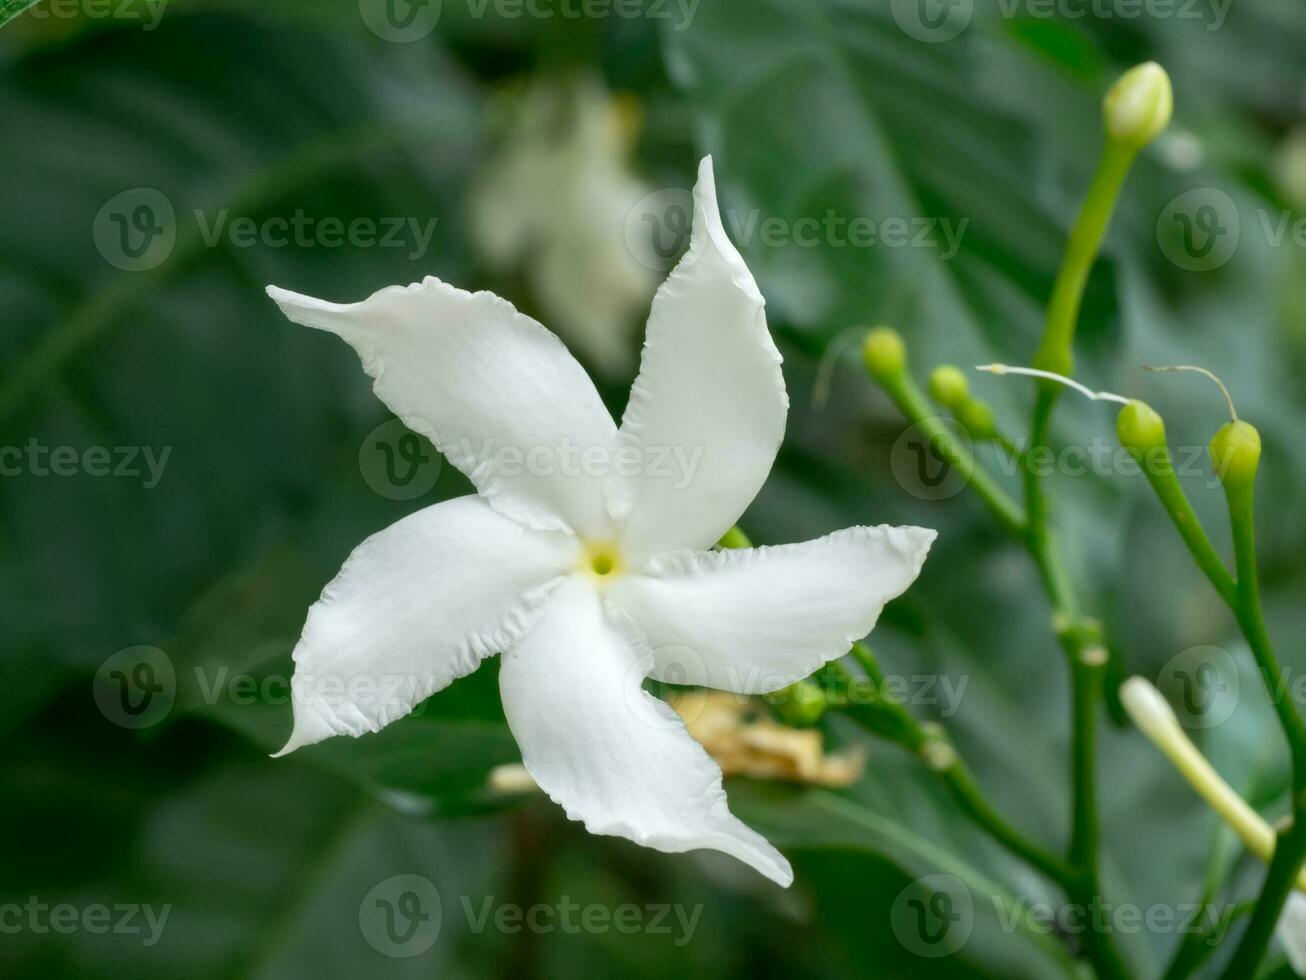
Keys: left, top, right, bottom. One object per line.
{"left": 470, "top": 75, "right": 657, "bottom": 376}
{"left": 265, "top": 157, "right": 935, "bottom": 886}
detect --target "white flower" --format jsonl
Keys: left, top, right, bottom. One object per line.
{"left": 265, "top": 157, "right": 936, "bottom": 887}
{"left": 470, "top": 75, "right": 657, "bottom": 376}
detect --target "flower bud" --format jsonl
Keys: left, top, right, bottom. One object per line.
{"left": 957, "top": 398, "right": 996, "bottom": 439}
{"left": 1104, "top": 62, "right": 1173, "bottom": 150}
{"left": 767, "top": 679, "right": 827, "bottom": 728}
{"left": 928, "top": 365, "right": 969, "bottom": 408}
{"left": 862, "top": 326, "right": 906, "bottom": 382}
{"left": 1119, "top": 677, "right": 1180, "bottom": 747}
{"left": 1116, "top": 400, "right": 1167, "bottom": 458}
{"left": 1208, "top": 420, "right": 1261, "bottom": 487}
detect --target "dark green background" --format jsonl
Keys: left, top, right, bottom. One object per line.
{"left": 3, "top": 1, "right": 1306, "bottom": 977}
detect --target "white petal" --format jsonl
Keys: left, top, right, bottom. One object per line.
{"left": 1280, "top": 892, "right": 1306, "bottom": 975}
{"left": 608, "top": 526, "right": 936, "bottom": 694}
{"left": 276, "top": 495, "right": 578, "bottom": 756}
{"left": 267, "top": 277, "right": 617, "bottom": 538}
{"left": 608, "top": 156, "right": 787, "bottom": 563}
{"left": 499, "top": 576, "right": 793, "bottom": 886}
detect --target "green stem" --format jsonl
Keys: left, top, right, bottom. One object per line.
{"left": 1069, "top": 653, "right": 1102, "bottom": 869}
{"left": 1019, "top": 137, "right": 1142, "bottom": 977}
{"left": 878, "top": 370, "right": 1026, "bottom": 535}
{"left": 1225, "top": 482, "right": 1306, "bottom": 779}
{"left": 825, "top": 657, "right": 1073, "bottom": 887}
{"left": 1221, "top": 820, "right": 1306, "bottom": 979}
{"left": 856, "top": 136, "right": 1143, "bottom": 979}
{"left": 1218, "top": 480, "right": 1306, "bottom": 978}
{"left": 1137, "top": 447, "right": 1237, "bottom": 607}
{"left": 1033, "top": 140, "right": 1137, "bottom": 378}
{"left": 1022, "top": 421, "right": 1125, "bottom": 978}
{"left": 940, "top": 753, "right": 1076, "bottom": 888}
{"left": 1161, "top": 900, "right": 1254, "bottom": 980}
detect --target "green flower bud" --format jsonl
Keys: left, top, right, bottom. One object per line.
{"left": 958, "top": 398, "right": 996, "bottom": 439}
{"left": 1209, "top": 420, "right": 1261, "bottom": 486}
{"left": 1116, "top": 400, "right": 1167, "bottom": 458}
{"left": 928, "top": 365, "right": 969, "bottom": 409}
{"left": 1104, "top": 61, "right": 1173, "bottom": 150}
{"left": 767, "top": 679, "right": 827, "bottom": 728}
{"left": 862, "top": 326, "right": 905, "bottom": 382}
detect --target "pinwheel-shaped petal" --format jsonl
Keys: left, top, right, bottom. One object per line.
{"left": 267, "top": 157, "right": 936, "bottom": 886}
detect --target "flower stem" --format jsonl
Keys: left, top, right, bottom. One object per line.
{"left": 1161, "top": 900, "right": 1254, "bottom": 980}
{"left": 824, "top": 655, "right": 1074, "bottom": 887}
{"left": 1134, "top": 445, "right": 1237, "bottom": 607}
{"left": 876, "top": 369, "right": 1026, "bottom": 535}
{"left": 1015, "top": 135, "right": 1143, "bottom": 980}
{"left": 1217, "top": 479, "right": 1306, "bottom": 978}
{"left": 1033, "top": 140, "right": 1136, "bottom": 379}
{"left": 1222, "top": 820, "right": 1306, "bottom": 979}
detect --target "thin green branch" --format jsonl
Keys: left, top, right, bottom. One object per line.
{"left": 1136, "top": 446, "right": 1237, "bottom": 607}
{"left": 1160, "top": 899, "right": 1254, "bottom": 980}
{"left": 876, "top": 369, "right": 1026, "bottom": 535}
{"left": 1014, "top": 133, "right": 1143, "bottom": 980}
{"left": 1033, "top": 140, "right": 1136, "bottom": 379}
{"left": 1218, "top": 478, "right": 1306, "bottom": 977}
{"left": 824, "top": 657, "right": 1074, "bottom": 888}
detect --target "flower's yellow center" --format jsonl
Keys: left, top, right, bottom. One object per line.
{"left": 580, "top": 540, "right": 623, "bottom": 581}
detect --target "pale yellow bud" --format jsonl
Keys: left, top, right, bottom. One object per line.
{"left": 1104, "top": 62, "right": 1173, "bottom": 149}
